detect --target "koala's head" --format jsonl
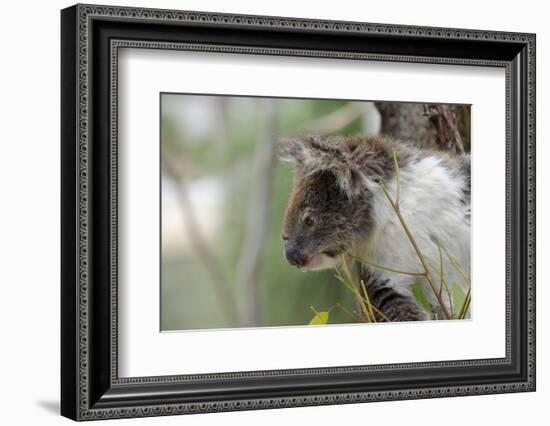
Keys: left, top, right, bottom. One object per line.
{"left": 280, "top": 135, "right": 392, "bottom": 271}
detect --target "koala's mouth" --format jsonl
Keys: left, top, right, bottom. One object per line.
{"left": 322, "top": 249, "right": 341, "bottom": 258}
{"left": 301, "top": 253, "right": 325, "bottom": 270}
{"left": 299, "top": 248, "right": 344, "bottom": 271}
{"left": 300, "top": 252, "right": 334, "bottom": 271}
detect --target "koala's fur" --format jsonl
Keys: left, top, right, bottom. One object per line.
{"left": 281, "top": 135, "right": 471, "bottom": 321}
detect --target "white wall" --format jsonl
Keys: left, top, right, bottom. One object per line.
{"left": 0, "top": 0, "right": 546, "bottom": 424}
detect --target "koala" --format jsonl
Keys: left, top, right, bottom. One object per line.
{"left": 280, "top": 135, "right": 471, "bottom": 321}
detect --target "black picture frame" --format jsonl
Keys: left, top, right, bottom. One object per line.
{"left": 61, "top": 4, "right": 536, "bottom": 421}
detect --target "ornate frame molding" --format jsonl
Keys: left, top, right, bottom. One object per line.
{"left": 61, "top": 4, "right": 535, "bottom": 421}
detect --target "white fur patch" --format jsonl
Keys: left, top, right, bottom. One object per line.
{"left": 358, "top": 155, "right": 471, "bottom": 318}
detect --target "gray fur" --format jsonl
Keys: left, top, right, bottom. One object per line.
{"left": 358, "top": 266, "right": 429, "bottom": 322}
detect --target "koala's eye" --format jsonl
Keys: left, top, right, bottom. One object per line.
{"left": 303, "top": 215, "right": 314, "bottom": 227}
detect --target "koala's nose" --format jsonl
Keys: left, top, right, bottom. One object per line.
{"left": 284, "top": 241, "right": 308, "bottom": 267}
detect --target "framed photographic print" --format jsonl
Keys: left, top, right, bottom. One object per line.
{"left": 61, "top": 3, "right": 536, "bottom": 421}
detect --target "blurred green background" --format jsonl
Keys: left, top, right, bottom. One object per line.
{"left": 160, "top": 94, "right": 382, "bottom": 331}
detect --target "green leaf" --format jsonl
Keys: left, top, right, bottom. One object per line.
{"left": 412, "top": 283, "right": 431, "bottom": 312}
{"left": 452, "top": 285, "right": 466, "bottom": 313}
{"left": 309, "top": 311, "right": 329, "bottom": 325}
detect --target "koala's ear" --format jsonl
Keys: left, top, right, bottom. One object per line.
{"left": 332, "top": 165, "right": 364, "bottom": 198}
{"left": 279, "top": 137, "right": 306, "bottom": 165}
{"left": 301, "top": 136, "right": 365, "bottom": 197}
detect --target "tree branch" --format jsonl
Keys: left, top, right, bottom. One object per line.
{"left": 162, "top": 152, "right": 239, "bottom": 326}
{"left": 236, "top": 100, "right": 279, "bottom": 326}
{"left": 299, "top": 102, "right": 371, "bottom": 134}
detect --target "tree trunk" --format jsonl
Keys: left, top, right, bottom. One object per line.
{"left": 424, "top": 105, "right": 465, "bottom": 155}
{"left": 375, "top": 102, "right": 436, "bottom": 148}
{"left": 375, "top": 102, "right": 469, "bottom": 154}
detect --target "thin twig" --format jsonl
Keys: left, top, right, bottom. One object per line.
{"left": 335, "top": 258, "right": 392, "bottom": 323}
{"left": 436, "top": 239, "right": 444, "bottom": 297}
{"left": 392, "top": 149, "right": 401, "bottom": 207}
{"left": 458, "top": 287, "right": 472, "bottom": 319}
{"left": 334, "top": 303, "right": 363, "bottom": 322}
{"left": 370, "top": 304, "right": 392, "bottom": 322}
{"left": 431, "top": 237, "right": 453, "bottom": 317}
{"left": 338, "top": 258, "right": 373, "bottom": 322}
{"left": 446, "top": 252, "right": 472, "bottom": 286}
{"left": 360, "top": 279, "right": 377, "bottom": 323}
{"left": 426, "top": 260, "right": 453, "bottom": 318}
{"left": 350, "top": 255, "right": 425, "bottom": 277}
{"left": 377, "top": 151, "right": 453, "bottom": 319}
{"left": 379, "top": 182, "right": 451, "bottom": 319}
